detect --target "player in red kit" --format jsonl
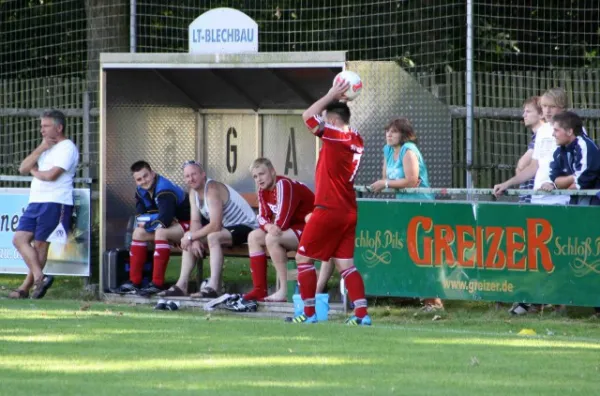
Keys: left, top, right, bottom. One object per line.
{"left": 243, "top": 157, "right": 315, "bottom": 302}
{"left": 291, "top": 78, "right": 371, "bottom": 325}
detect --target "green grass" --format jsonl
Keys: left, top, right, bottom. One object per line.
{"left": 0, "top": 257, "right": 342, "bottom": 299}
{"left": 1, "top": 299, "right": 600, "bottom": 396}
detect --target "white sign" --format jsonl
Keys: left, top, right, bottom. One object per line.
{"left": 188, "top": 8, "right": 258, "bottom": 54}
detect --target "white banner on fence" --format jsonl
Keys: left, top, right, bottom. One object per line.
{"left": 0, "top": 188, "right": 91, "bottom": 276}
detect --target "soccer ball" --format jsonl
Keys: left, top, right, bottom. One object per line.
{"left": 333, "top": 70, "right": 363, "bottom": 101}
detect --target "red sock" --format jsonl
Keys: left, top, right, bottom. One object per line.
{"left": 243, "top": 252, "right": 268, "bottom": 301}
{"left": 129, "top": 240, "right": 148, "bottom": 285}
{"left": 297, "top": 263, "right": 317, "bottom": 317}
{"left": 152, "top": 240, "right": 171, "bottom": 287}
{"left": 341, "top": 266, "right": 368, "bottom": 318}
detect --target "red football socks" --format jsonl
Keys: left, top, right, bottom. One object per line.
{"left": 129, "top": 240, "right": 148, "bottom": 285}
{"left": 297, "top": 263, "right": 317, "bottom": 317}
{"left": 341, "top": 266, "right": 368, "bottom": 318}
{"left": 152, "top": 240, "right": 171, "bottom": 287}
{"left": 243, "top": 252, "right": 268, "bottom": 301}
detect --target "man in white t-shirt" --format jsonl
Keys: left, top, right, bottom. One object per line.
{"left": 10, "top": 110, "right": 79, "bottom": 299}
{"left": 493, "top": 88, "right": 570, "bottom": 206}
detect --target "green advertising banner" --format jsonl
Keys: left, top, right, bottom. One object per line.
{"left": 355, "top": 199, "right": 600, "bottom": 307}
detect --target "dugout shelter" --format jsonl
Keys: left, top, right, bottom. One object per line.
{"left": 99, "top": 52, "right": 452, "bottom": 289}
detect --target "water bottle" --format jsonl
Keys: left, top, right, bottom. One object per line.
{"left": 315, "top": 293, "right": 330, "bottom": 322}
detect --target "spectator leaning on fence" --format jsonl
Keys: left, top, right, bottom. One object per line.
{"left": 493, "top": 88, "right": 570, "bottom": 206}
{"left": 113, "top": 161, "right": 191, "bottom": 296}
{"left": 540, "top": 110, "right": 600, "bottom": 317}
{"left": 161, "top": 160, "right": 258, "bottom": 298}
{"left": 540, "top": 111, "right": 600, "bottom": 205}
{"left": 494, "top": 88, "right": 571, "bottom": 315}
{"left": 10, "top": 110, "right": 79, "bottom": 299}
{"left": 369, "top": 117, "right": 442, "bottom": 312}
{"left": 516, "top": 96, "right": 545, "bottom": 203}
{"left": 369, "top": 117, "right": 434, "bottom": 201}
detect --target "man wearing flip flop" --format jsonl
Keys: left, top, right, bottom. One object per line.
{"left": 10, "top": 110, "right": 79, "bottom": 299}
{"left": 159, "top": 161, "right": 257, "bottom": 298}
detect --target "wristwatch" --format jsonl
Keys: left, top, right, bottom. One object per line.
{"left": 187, "top": 233, "right": 192, "bottom": 241}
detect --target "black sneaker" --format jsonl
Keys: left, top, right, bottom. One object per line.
{"left": 223, "top": 296, "right": 258, "bottom": 312}
{"left": 138, "top": 282, "right": 166, "bottom": 297}
{"left": 111, "top": 281, "right": 141, "bottom": 295}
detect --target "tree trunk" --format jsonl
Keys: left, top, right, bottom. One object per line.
{"left": 85, "top": 0, "right": 129, "bottom": 107}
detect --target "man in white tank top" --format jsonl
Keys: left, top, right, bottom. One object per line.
{"left": 159, "top": 160, "right": 257, "bottom": 298}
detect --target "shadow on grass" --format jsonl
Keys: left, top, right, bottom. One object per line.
{"left": 1, "top": 300, "right": 600, "bottom": 396}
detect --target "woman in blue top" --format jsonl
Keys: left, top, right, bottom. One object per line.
{"left": 369, "top": 118, "right": 442, "bottom": 312}
{"left": 369, "top": 118, "right": 434, "bottom": 201}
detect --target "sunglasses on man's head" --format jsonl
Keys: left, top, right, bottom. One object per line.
{"left": 181, "top": 160, "right": 202, "bottom": 169}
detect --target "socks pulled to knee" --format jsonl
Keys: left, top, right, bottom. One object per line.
{"left": 129, "top": 240, "right": 148, "bottom": 285}
{"left": 297, "top": 263, "right": 317, "bottom": 317}
{"left": 341, "top": 266, "right": 368, "bottom": 318}
{"left": 243, "top": 252, "right": 268, "bottom": 301}
{"left": 152, "top": 240, "right": 171, "bottom": 287}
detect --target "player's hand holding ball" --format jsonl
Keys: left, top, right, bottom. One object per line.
{"left": 332, "top": 71, "right": 363, "bottom": 102}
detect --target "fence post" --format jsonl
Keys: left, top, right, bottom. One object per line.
{"left": 465, "top": 0, "right": 474, "bottom": 197}
{"left": 130, "top": 0, "right": 137, "bottom": 53}
{"left": 82, "top": 91, "right": 90, "bottom": 179}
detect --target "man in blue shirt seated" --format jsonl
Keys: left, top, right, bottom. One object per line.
{"left": 114, "top": 161, "right": 191, "bottom": 296}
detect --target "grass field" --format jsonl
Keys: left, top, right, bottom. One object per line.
{"left": 2, "top": 258, "right": 600, "bottom": 395}
{"left": 1, "top": 298, "right": 600, "bottom": 396}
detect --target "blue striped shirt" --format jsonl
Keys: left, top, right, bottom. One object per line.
{"left": 549, "top": 134, "right": 600, "bottom": 205}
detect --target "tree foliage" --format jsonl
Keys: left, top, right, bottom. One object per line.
{"left": 1, "top": 0, "right": 599, "bottom": 79}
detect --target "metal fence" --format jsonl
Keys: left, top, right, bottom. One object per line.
{"left": 2, "top": 1, "right": 600, "bottom": 188}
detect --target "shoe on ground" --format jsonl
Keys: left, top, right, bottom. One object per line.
{"left": 154, "top": 299, "right": 167, "bottom": 310}
{"left": 111, "top": 281, "right": 141, "bottom": 295}
{"left": 138, "top": 282, "right": 166, "bottom": 297}
{"left": 509, "top": 303, "right": 530, "bottom": 315}
{"left": 287, "top": 313, "right": 317, "bottom": 324}
{"left": 203, "top": 293, "right": 234, "bottom": 311}
{"left": 345, "top": 314, "right": 372, "bottom": 326}
{"left": 165, "top": 300, "right": 180, "bottom": 311}
{"left": 31, "top": 275, "right": 54, "bottom": 299}
{"left": 414, "top": 303, "right": 443, "bottom": 316}
{"left": 223, "top": 295, "right": 258, "bottom": 312}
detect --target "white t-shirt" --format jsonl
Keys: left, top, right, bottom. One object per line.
{"left": 531, "top": 123, "right": 569, "bottom": 205}
{"left": 29, "top": 139, "right": 80, "bottom": 205}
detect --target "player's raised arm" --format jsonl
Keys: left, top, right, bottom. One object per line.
{"left": 302, "top": 78, "right": 349, "bottom": 134}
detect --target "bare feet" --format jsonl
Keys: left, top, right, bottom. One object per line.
{"left": 264, "top": 292, "right": 287, "bottom": 302}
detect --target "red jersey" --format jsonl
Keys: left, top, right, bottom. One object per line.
{"left": 305, "top": 115, "right": 364, "bottom": 211}
{"left": 257, "top": 176, "right": 315, "bottom": 231}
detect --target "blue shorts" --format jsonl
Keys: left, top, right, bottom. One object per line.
{"left": 16, "top": 203, "right": 74, "bottom": 242}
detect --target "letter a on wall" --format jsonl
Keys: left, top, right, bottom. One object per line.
{"left": 284, "top": 127, "right": 298, "bottom": 176}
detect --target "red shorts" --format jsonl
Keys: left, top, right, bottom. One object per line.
{"left": 178, "top": 220, "right": 191, "bottom": 232}
{"left": 297, "top": 207, "right": 356, "bottom": 261}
